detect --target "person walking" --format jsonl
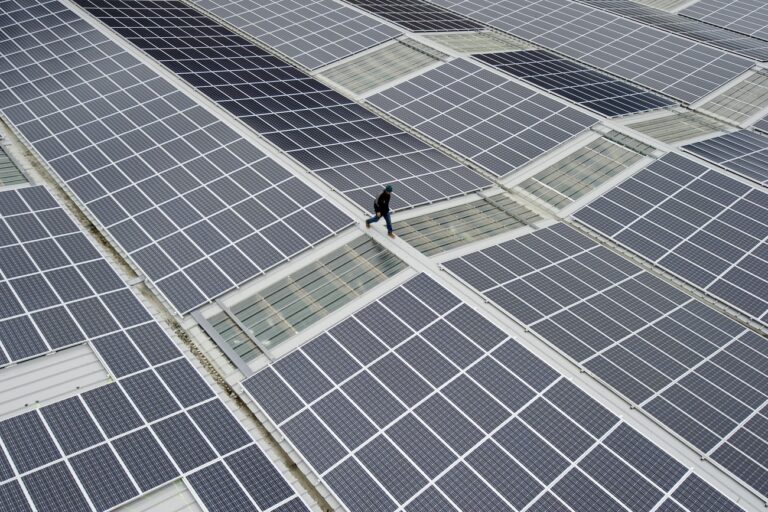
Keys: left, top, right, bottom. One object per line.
{"left": 366, "top": 185, "right": 395, "bottom": 238}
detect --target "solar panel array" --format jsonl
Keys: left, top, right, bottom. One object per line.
{"left": 190, "top": 0, "right": 401, "bottom": 70}
{"left": 0, "top": 0, "right": 354, "bottom": 314}
{"left": 341, "top": 0, "right": 485, "bottom": 32}
{"left": 0, "top": 186, "right": 140, "bottom": 367}
{"left": 0, "top": 188, "right": 306, "bottom": 512}
{"left": 443, "top": 223, "right": 768, "bottom": 500}
{"left": 573, "top": 153, "right": 768, "bottom": 326}
{"left": 474, "top": 50, "right": 676, "bottom": 117}
{"left": 681, "top": 0, "right": 768, "bottom": 43}
{"left": 367, "top": 58, "right": 598, "bottom": 178}
{"left": 577, "top": 0, "right": 768, "bottom": 60}
{"left": 684, "top": 129, "right": 768, "bottom": 186}
{"left": 243, "top": 273, "right": 743, "bottom": 512}
{"left": 74, "top": 0, "right": 490, "bottom": 211}
{"left": 430, "top": 0, "right": 754, "bottom": 103}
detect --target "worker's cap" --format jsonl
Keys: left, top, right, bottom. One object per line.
{"left": 385, "top": 184, "right": 393, "bottom": 192}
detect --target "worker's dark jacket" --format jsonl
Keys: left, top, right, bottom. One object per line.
{"left": 374, "top": 191, "right": 391, "bottom": 215}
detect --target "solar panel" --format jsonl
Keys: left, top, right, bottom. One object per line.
{"left": 0, "top": 1, "right": 352, "bottom": 314}
{"left": 577, "top": 0, "right": 768, "bottom": 60}
{"left": 69, "top": 444, "right": 139, "bottom": 511}
{"left": 444, "top": 223, "right": 768, "bottom": 500}
{"left": 0, "top": 205, "right": 304, "bottom": 510}
{"left": 367, "top": 58, "right": 598, "bottom": 178}
{"left": 242, "top": 272, "right": 742, "bottom": 512}
{"left": 0, "top": 186, "right": 152, "bottom": 366}
{"left": 1, "top": 313, "right": 306, "bottom": 512}
{"left": 190, "top": 0, "right": 401, "bottom": 69}
{"left": 73, "top": 0, "right": 490, "bottom": 211}
{"left": 681, "top": 0, "right": 768, "bottom": 43}
{"left": 573, "top": 153, "right": 768, "bottom": 326}
{"left": 475, "top": 50, "right": 677, "bottom": 117}
{"left": 683, "top": 129, "right": 768, "bottom": 186}
{"left": 341, "top": 0, "right": 484, "bottom": 32}
{"left": 186, "top": 462, "right": 257, "bottom": 512}
{"left": 430, "top": 0, "right": 754, "bottom": 103}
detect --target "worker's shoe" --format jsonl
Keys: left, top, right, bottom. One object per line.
{"left": 388, "top": 232, "right": 396, "bottom": 238}
{"left": 365, "top": 221, "right": 371, "bottom": 228}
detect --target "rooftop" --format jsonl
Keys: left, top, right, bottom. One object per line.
{"left": 0, "top": 0, "right": 767, "bottom": 511}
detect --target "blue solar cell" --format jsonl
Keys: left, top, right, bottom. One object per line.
{"left": 187, "top": 462, "right": 255, "bottom": 512}
{"left": 23, "top": 462, "right": 91, "bottom": 512}
{"left": 70, "top": 445, "right": 139, "bottom": 511}
{"left": 226, "top": 445, "right": 295, "bottom": 510}
{"left": 0, "top": 413, "right": 61, "bottom": 474}
{"left": 112, "top": 428, "right": 179, "bottom": 492}
{"left": 152, "top": 413, "right": 217, "bottom": 473}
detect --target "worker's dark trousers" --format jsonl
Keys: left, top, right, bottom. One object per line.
{"left": 366, "top": 212, "right": 393, "bottom": 233}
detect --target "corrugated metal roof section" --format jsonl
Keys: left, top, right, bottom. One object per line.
{"left": 205, "top": 236, "right": 406, "bottom": 362}
{"left": 117, "top": 481, "right": 201, "bottom": 512}
{"left": 0, "top": 344, "right": 108, "bottom": 421}
{"left": 318, "top": 39, "right": 446, "bottom": 95}
{"left": 397, "top": 194, "right": 540, "bottom": 256}
{"left": 423, "top": 31, "right": 533, "bottom": 54}
{"left": 630, "top": 0, "right": 695, "bottom": 11}
{"left": 700, "top": 71, "right": 768, "bottom": 124}
{"left": 515, "top": 135, "right": 648, "bottom": 211}
{"left": 0, "top": 142, "right": 26, "bottom": 187}
{"left": 627, "top": 111, "right": 729, "bottom": 143}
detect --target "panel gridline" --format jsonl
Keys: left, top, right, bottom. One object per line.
{"left": 367, "top": 58, "right": 598, "bottom": 178}
{"left": 683, "top": 129, "right": 768, "bottom": 186}
{"left": 443, "top": 223, "right": 768, "bottom": 499}
{"left": 340, "top": 0, "right": 485, "bottom": 32}
{"left": 0, "top": 0, "right": 353, "bottom": 314}
{"left": 681, "top": 0, "right": 768, "bottom": 43}
{"left": 73, "top": 0, "right": 491, "bottom": 211}
{"left": 0, "top": 186, "right": 150, "bottom": 367}
{"left": 242, "top": 273, "right": 742, "bottom": 512}
{"left": 475, "top": 50, "right": 677, "bottom": 117}
{"left": 428, "top": 0, "right": 754, "bottom": 103}
{"left": 573, "top": 153, "right": 768, "bottom": 326}
{"left": 0, "top": 204, "right": 304, "bottom": 512}
{"left": 576, "top": 0, "right": 768, "bottom": 61}
{"left": 190, "top": 0, "right": 401, "bottom": 70}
